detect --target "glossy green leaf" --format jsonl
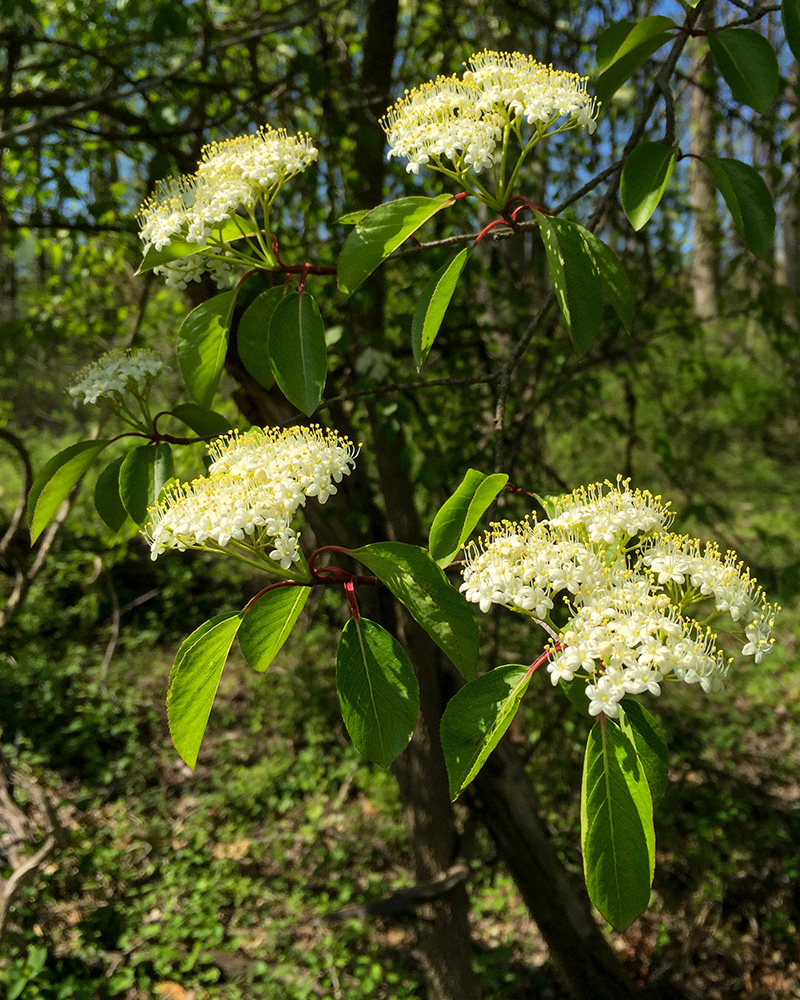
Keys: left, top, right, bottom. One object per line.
{"left": 411, "top": 248, "right": 469, "bottom": 370}
{"left": 237, "top": 286, "right": 284, "bottom": 389}
{"left": 137, "top": 218, "right": 259, "bottom": 274}
{"left": 268, "top": 291, "right": 327, "bottom": 415}
{"left": 29, "top": 439, "right": 110, "bottom": 544}
{"left": 702, "top": 157, "right": 776, "bottom": 259}
{"left": 594, "top": 17, "right": 677, "bottom": 105}
{"left": 428, "top": 469, "right": 509, "bottom": 567}
{"left": 167, "top": 612, "right": 243, "bottom": 768}
{"left": 168, "top": 403, "right": 232, "bottom": 438}
{"left": 177, "top": 290, "right": 237, "bottom": 408}
{"left": 119, "top": 443, "right": 174, "bottom": 526}
{"left": 581, "top": 717, "right": 655, "bottom": 930}
{"left": 441, "top": 664, "right": 533, "bottom": 800}
{"left": 708, "top": 28, "right": 779, "bottom": 116}
{"left": 337, "top": 194, "right": 455, "bottom": 297}
{"left": 338, "top": 209, "right": 370, "bottom": 225}
{"left": 352, "top": 542, "right": 478, "bottom": 680}
{"left": 618, "top": 701, "right": 669, "bottom": 808}
{"left": 94, "top": 455, "right": 128, "bottom": 532}
{"left": 782, "top": 0, "right": 800, "bottom": 62}
{"left": 534, "top": 212, "right": 602, "bottom": 355}
{"left": 620, "top": 142, "right": 677, "bottom": 231}
{"left": 238, "top": 585, "right": 310, "bottom": 673}
{"left": 336, "top": 617, "right": 420, "bottom": 766}
{"left": 576, "top": 227, "right": 636, "bottom": 333}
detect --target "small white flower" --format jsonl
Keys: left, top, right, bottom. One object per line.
{"left": 68, "top": 349, "right": 164, "bottom": 407}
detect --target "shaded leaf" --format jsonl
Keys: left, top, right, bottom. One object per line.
{"left": 782, "top": 0, "right": 800, "bottom": 63}
{"left": 581, "top": 717, "right": 655, "bottom": 930}
{"left": 428, "top": 469, "right": 509, "bottom": 567}
{"left": 336, "top": 617, "right": 419, "bottom": 766}
{"left": 576, "top": 227, "right": 636, "bottom": 332}
{"left": 238, "top": 585, "right": 310, "bottom": 673}
{"left": 338, "top": 194, "right": 454, "bottom": 296}
{"left": 237, "top": 286, "right": 285, "bottom": 389}
{"left": 167, "top": 612, "right": 243, "bottom": 768}
{"left": 119, "top": 443, "right": 174, "bottom": 526}
{"left": 618, "top": 701, "right": 669, "bottom": 808}
{"left": 441, "top": 664, "right": 533, "bottom": 800}
{"left": 352, "top": 542, "right": 478, "bottom": 680}
{"left": 411, "top": 248, "right": 469, "bottom": 370}
{"left": 708, "top": 28, "right": 779, "bottom": 116}
{"left": 268, "top": 291, "right": 327, "bottom": 415}
{"left": 702, "top": 156, "right": 776, "bottom": 258}
{"left": 178, "top": 290, "right": 237, "bottom": 408}
{"left": 620, "top": 143, "right": 677, "bottom": 231}
{"left": 29, "top": 439, "right": 110, "bottom": 544}
{"left": 594, "top": 17, "right": 678, "bottom": 105}
{"left": 169, "top": 403, "right": 232, "bottom": 438}
{"left": 94, "top": 456, "right": 128, "bottom": 532}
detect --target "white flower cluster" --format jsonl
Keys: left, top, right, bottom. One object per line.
{"left": 138, "top": 126, "right": 318, "bottom": 286}
{"left": 146, "top": 425, "right": 358, "bottom": 569}
{"left": 461, "top": 479, "right": 779, "bottom": 718}
{"left": 381, "top": 49, "right": 598, "bottom": 176}
{"left": 68, "top": 349, "right": 163, "bottom": 406}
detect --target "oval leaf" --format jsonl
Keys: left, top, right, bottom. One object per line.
{"left": 119, "top": 443, "right": 175, "bottom": 526}
{"left": 581, "top": 717, "right": 655, "bottom": 930}
{"left": 336, "top": 617, "right": 420, "bottom": 766}
{"left": 178, "top": 290, "right": 237, "bottom": 408}
{"left": 269, "top": 291, "right": 327, "bottom": 416}
{"left": 576, "top": 227, "right": 636, "bottom": 332}
{"left": 534, "top": 211, "right": 602, "bottom": 355}
{"left": 237, "top": 286, "right": 284, "bottom": 388}
{"left": 702, "top": 156, "right": 776, "bottom": 259}
{"left": 338, "top": 194, "right": 455, "bottom": 297}
{"left": 782, "top": 0, "right": 800, "bottom": 63}
{"left": 94, "top": 455, "right": 128, "bottom": 532}
{"left": 618, "top": 701, "right": 669, "bottom": 808}
{"left": 29, "top": 439, "right": 110, "bottom": 544}
{"left": 440, "top": 664, "right": 533, "bottom": 800}
{"left": 238, "top": 585, "right": 310, "bottom": 673}
{"left": 168, "top": 403, "right": 232, "bottom": 438}
{"left": 411, "top": 248, "right": 469, "bottom": 370}
{"left": 708, "top": 28, "right": 779, "bottom": 116}
{"left": 620, "top": 142, "right": 677, "bottom": 231}
{"left": 167, "top": 612, "right": 243, "bottom": 768}
{"left": 429, "top": 469, "right": 509, "bottom": 567}
{"left": 594, "top": 16, "right": 678, "bottom": 105}
{"left": 352, "top": 541, "right": 478, "bottom": 680}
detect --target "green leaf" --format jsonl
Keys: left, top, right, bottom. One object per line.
{"left": 94, "top": 456, "right": 128, "bottom": 532}
{"left": 620, "top": 143, "right": 677, "bottom": 231}
{"left": 702, "top": 157, "right": 776, "bottom": 259}
{"left": 177, "top": 290, "right": 237, "bottom": 408}
{"left": 581, "top": 717, "right": 655, "bottom": 930}
{"left": 337, "top": 194, "right": 455, "bottom": 297}
{"left": 575, "top": 228, "right": 636, "bottom": 333}
{"left": 168, "top": 403, "right": 232, "bottom": 438}
{"left": 782, "top": 0, "right": 800, "bottom": 62}
{"left": 338, "top": 209, "right": 370, "bottom": 225}
{"left": 137, "top": 217, "right": 258, "bottom": 275}
{"left": 411, "top": 248, "right": 469, "bottom": 370}
{"left": 618, "top": 701, "right": 669, "bottom": 808}
{"left": 237, "top": 286, "right": 284, "bottom": 389}
{"left": 708, "top": 28, "right": 779, "bottom": 116}
{"left": 268, "top": 291, "right": 327, "bottom": 415}
{"left": 534, "top": 212, "right": 602, "bottom": 355}
{"left": 119, "top": 443, "right": 175, "bottom": 526}
{"left": 167, "top": 612, "right": 243, "bottom": 768}
{"left": 440, "top": 664, "right": 533, "bottom": 800}
{"left": 29, "top": 439, "right": 110, "bottom": 544}
{"left": 238, "top": 585, "right": 310, "bottom": 673}
{"left": 428, "top": 469, "right": 509, "bottom": 567}
{"left": 336, "top": 617, "right": 420, "bottom": 766}
{"left": 594, "top": 17, "right": 678, "bottom": 105}
{"left": 352, "top": 542, "right": 478, "bottom": 680}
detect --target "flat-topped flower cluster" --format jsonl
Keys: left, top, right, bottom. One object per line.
{"left": 381, "top": 49, "right": 598, "bottom": 185}
{"left": 146, "top": 425, "right": 358, "bottom": 570}
{"left": 460, "top": 479, "right": 779, "bottom": 718}
{"left": 68, "top": 349, "right": 164, "bottom": 407}
{"left": 137, "top": 126, "right": 317, "bottom": 289}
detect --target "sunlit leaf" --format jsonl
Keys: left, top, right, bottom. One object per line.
{"left": 428, "top": 469, "right": 508, "bottom": 567}
{"left": 620, "top": 142, "right": 677, "bottom": 231}
{"left": 177, "top": 290, "right": 237, "bottom": 408}
{"left": 411, "top": 248, "right": 469, "bottom": 370}
{"left": 29, "top": 440, "right": 110, "bottom": 544}
{"left": 119, "top": 443, "right": 174, "bottom": 526}
{"left": 618, "top": 701, "right": 669, "bottom": 808}
{"left": 594, "top": 17, "right": 678, "bottom": 105}
{"left": 238, "top": 585, "right": 310, "bottom": 673}
{"left": 268, "top": 291, "right": 327, "bottom": 415}
{"left": 708, "top": 28, "right": 779, "bottom": 116}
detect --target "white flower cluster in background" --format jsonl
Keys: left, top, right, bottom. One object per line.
{"left": 146, "top": 425, "right": 358, "bottom": 570}
{"left": 137, "top": 126, "right": 318, "bottom": 286}
{"left": 381, "top": 49, "right": 598, "bottom": 179}
{"left": 68, "top": 349, "right": 164, "bottom": 406}
{"left": 460, "top": 479, "right": 779, "bottom": 718}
